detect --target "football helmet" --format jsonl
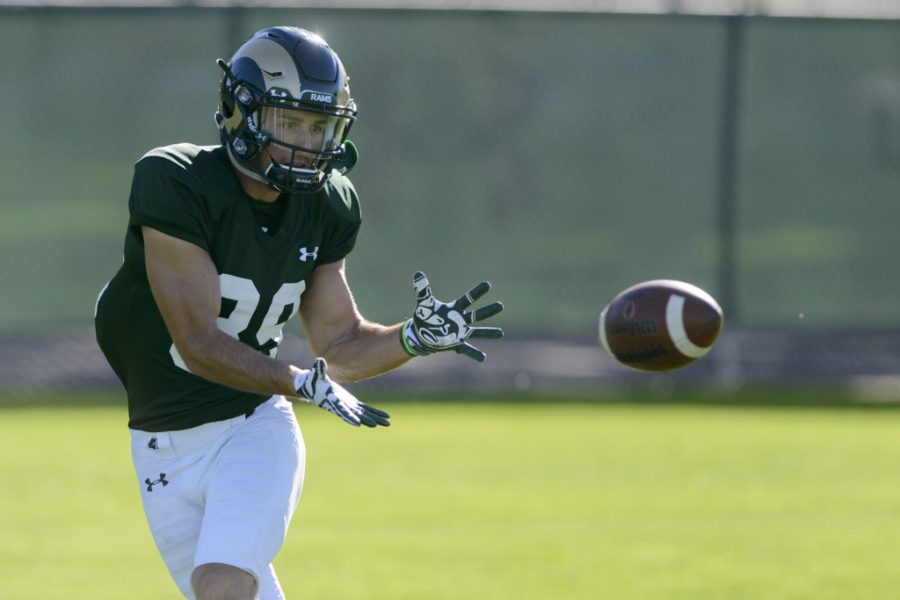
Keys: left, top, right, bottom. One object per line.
{"left": 215, "top": 26, "right": 358, "bottom": 194}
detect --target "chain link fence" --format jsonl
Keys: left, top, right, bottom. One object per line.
{"left": 2, "top": 7, "right": 899, "bottom": 389}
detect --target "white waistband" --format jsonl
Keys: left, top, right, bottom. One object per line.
{"left": 130, "top": 396, "right": 281, "bottom": 457}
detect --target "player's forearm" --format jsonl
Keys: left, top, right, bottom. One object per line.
{"left": 318, "top": 320, "right": 413, "bottom": 383}
{"left": 177, "top": 329, "right": 300, "bottom": 398}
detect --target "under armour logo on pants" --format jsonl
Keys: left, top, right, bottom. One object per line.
{"left": 145, "top": 473, "right": 169, "bottom": 492}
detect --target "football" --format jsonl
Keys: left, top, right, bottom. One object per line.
{"left": 598, "top": 280, "right": 723, "bottom": 372}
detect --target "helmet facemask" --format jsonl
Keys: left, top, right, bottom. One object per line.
{"left": 251, "top": 103, "right": 353, "bottom": 191}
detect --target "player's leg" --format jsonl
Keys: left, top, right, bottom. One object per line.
{"left": 130, "top": 430, "right": 207, "bottom": 598}
{"left": 193, "top": 562, "right": 285, "bottom": 600}
{"left": 191, "top": 562, "right": 284, "bottom": 600}
{"left": 193, "top": 396, "right": 305, "bottom": 600}
{"left": 142, "top": 497, "right": 205, "bottom": 597}
{"left": 191, "top": 563, "right": 256, "bottom": 600}
{"left": 257, "top": 564, "right": 286, "bottom": 599}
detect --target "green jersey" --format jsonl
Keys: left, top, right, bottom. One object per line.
{"left": 96, "top": 144, "right": 361, "bottom": 432}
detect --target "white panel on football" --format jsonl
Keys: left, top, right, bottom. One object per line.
{"left": 597, "top": 307, "right": 610, "bottom": 353}
{"left": 654, "top": 280, "right": 720, "bottom": 309}
{"left": 665, "top": 294, "right": 709, "bottom": 358}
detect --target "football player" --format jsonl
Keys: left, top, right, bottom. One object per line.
{"left": 94, "top": 26, "right": 503, "bottom": 600}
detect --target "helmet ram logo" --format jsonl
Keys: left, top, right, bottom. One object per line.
{"left": 268, "top": 87, "right": 292, "bottom": 99}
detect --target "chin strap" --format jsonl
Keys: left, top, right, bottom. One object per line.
{"left": 225, "top": 143, "right": 271, "bottom": 186}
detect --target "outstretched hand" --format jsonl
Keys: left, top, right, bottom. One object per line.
{"left": 294, "top": 358, "right": 390, "bottom": 428}
{"left": 401, "top": 271, "right": 504, "bottom": 362}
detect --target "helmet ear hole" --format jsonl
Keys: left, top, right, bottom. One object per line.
{"left": 332, "top": 140, "right": 358, "bottom": 174}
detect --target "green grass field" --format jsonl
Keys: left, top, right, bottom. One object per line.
{"left": 3, "top": 390, "right": 900, "bottom": 599}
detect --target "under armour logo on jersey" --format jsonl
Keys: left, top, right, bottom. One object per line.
{"left": 145, "top": 473, "right": 169, "bottom": 492}
{"left": 298, "top": 246, "right": 319, "bottom": 262}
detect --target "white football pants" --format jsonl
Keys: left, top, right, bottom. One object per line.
{"left": 129, "top": 395, "right": 305, "bottom": 599}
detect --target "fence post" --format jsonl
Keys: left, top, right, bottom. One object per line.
{"left": 223, "top": 5, "right": 249, "bottom": 58}
{"left": 715, "top": 14, "right": 746, "bottom": 324}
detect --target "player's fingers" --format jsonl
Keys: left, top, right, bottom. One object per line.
{"left": 468, "top": 327, "right": 504, "bottom": 339}
{"left": 313, "top": 357, "right": 328, "bottom": 377}
{"left": 326, "top": 403, "right": 360, "bottom": 426}
{"left": 363, "top": 407, "right": 391, "bottom": 427}
{"left": 453, "top": 281, "right": 491, "bottom": 310}
{"left": 358, "top": 411, "right": 377, "bottom": 428}
{"left": 413, "top": 271, "right": 434, "bottom": 305}
{"left": 465, "top": 301, "right": 504, "bottom": 324}
{"left": 454, "top": 342, "right": 486, "bottom": 362}
{"left": 341, "top": 405, "right": 362, "bottom": 426}
{"left": 363, "top": 404, "right": 391, "bottom": 419}
{"left": 335, "top": 398, "right": 356, "bottom": 416}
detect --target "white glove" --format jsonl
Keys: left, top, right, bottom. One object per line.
{"left": 294, "top": 358, "right": 390, "bottom": 428}
{"left": 400, "top": 271, "right": 504, "bottom": 362}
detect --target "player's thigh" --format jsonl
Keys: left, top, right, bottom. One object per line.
{"left": 131, "top": 437, "right": 206, "bottom": 597}
{"left": 195, "top": 398, "right": 305, "bottom": 580}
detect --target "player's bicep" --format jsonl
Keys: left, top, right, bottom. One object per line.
{"left": 299, "top": 260, "right": 362, "bottom": 356}
{"left": 142, "top": 226, "right": 221, "bottom": 347}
